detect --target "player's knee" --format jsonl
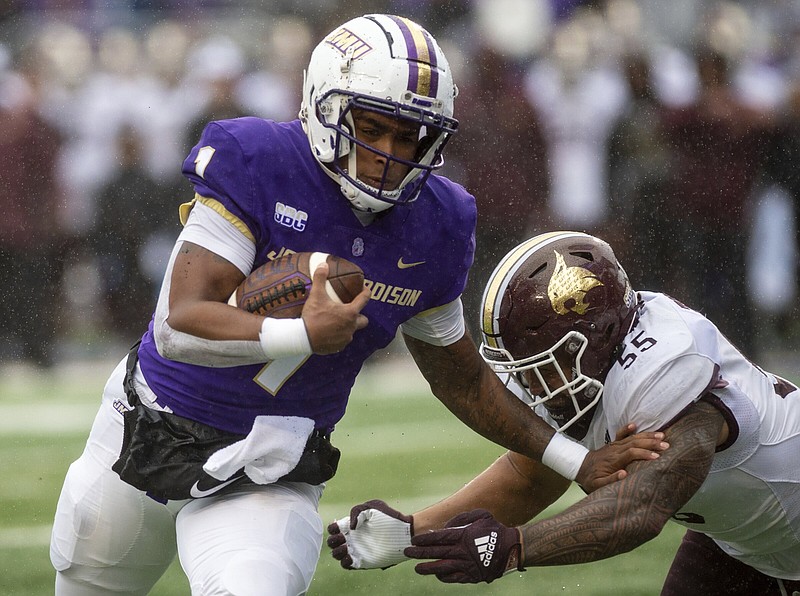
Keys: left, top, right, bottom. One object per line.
{"left": 50, "top": 460, "right": 103, "bottom": 572}
{"left": 192, "top": 550, "right": 311, "bottom": 596}
{"left": 51, "top": 456, "right": 176, "bottom": 594}
{"left": 55, "top": 568, "right": 151, "bottom": 596}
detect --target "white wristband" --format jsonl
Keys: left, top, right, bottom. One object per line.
{"left": 541, "top": 432, "right": 589, "bottom": 481}
{"left": 259, "top": 317, "right": 312, "bottom": 360}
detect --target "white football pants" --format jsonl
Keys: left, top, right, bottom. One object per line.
{"left": 50, "top": 357, "right": 324, "bottom": 595}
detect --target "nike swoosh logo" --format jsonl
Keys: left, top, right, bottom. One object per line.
{"left": 189, "top": 475, "right": 244, "bottom": 498}
{"left": 397, "top": 258, "right": 426, "bottom": 269}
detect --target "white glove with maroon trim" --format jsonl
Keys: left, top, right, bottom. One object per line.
{"left": 327, "top": 499, "right": 413, "bottom": 569}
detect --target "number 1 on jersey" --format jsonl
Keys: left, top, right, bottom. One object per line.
{"left": 195, "top": 146, "right": 216, "bottom": 179}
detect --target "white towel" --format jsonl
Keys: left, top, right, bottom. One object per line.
{"left": 203, "top": 415, "right": 315, "bottom": 484}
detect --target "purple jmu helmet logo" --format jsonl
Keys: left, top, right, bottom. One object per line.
{"left": 325, "top": 27, "right": 373, "bottom": 60}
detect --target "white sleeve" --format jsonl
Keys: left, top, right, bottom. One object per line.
{"left": 400, "top": 298, "right": 465, "bottom": 346}
{"left": 179, "top": 200, "right": 256, "bottom": 274}
{"left": 152, "top": 203, "right": 268, "bottom": 367}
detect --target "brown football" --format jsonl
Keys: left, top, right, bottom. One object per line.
{"left": 228, "top": 252, "right": 365, "bottom": 318}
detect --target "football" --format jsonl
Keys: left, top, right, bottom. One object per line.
{"left": 228, "top": 252, "right": 365, "bottom": 318}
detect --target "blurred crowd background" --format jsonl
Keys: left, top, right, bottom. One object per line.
{"left": 2, "top": 0, "right": 800, "bottom": 370}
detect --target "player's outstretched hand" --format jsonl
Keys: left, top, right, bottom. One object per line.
{"left": 406, "top": 509, "right": 524, "bottom": 584}
{"left": 576, "top": 424, "right": 670, "bottom": 492}
{"left": 327, "top": 500, "right": 414, "bottom": 570}
{"left": 303, "top": 261, "right": 370, "bottom": 354}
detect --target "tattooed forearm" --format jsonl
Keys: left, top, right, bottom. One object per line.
{"left": 520, "top": 401, "right": 724, "bottom": 566}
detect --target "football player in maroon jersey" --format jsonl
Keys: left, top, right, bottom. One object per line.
{"left": 329, "top": 232, "right": 800, "bottom": 595}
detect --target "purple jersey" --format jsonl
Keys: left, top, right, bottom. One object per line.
{"left": 137, "top": 117, "right": 476, "bottom": 434}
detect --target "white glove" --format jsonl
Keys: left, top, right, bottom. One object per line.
{"left": 327, "top": 499, "right": 413, "bottom": 569}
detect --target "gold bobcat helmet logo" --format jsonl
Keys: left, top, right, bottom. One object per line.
{"left": 548, "top": 250, "right": 603, "bottom": 315}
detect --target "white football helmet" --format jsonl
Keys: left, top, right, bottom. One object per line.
{"left": 300, "top": 14, "right": 459, "bottom": 212}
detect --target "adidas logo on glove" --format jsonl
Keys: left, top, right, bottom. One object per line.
{"left": 474, "top": 531, "right": 498, "bottom": 567}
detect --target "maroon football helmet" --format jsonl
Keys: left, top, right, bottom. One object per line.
{"left": 479, "top": 231, "right": 638, "bottom": 438}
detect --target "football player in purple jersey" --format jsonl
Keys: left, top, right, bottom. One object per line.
{"left": 50, "top": 17, "right": 665, "bottom": 596}
{"left": 328, "top": 232, "right": 800, "bottom": 595}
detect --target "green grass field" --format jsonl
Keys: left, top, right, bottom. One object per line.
{"left": 0, "top": 354, "right": 684, "bottom": 595}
